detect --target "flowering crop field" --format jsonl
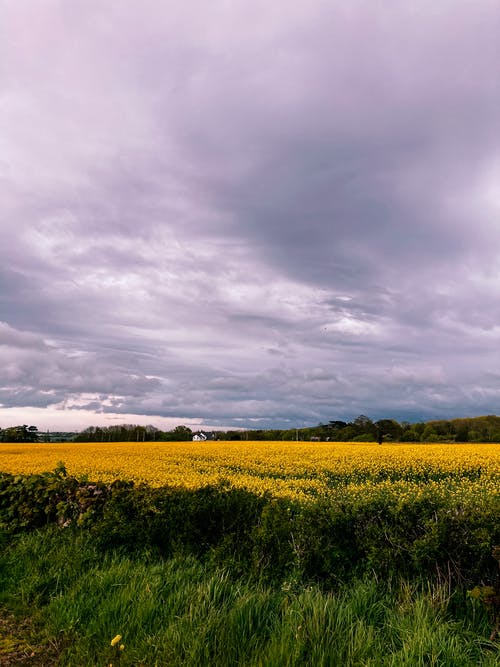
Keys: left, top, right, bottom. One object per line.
{"left": 1, "top": 440, "right": 498, "bottom": 504}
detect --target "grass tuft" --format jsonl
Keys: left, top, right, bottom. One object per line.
{"left": 1, "top": 529, "right": 498, "bottom": 666}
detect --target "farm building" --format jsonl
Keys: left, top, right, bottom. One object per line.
{"left": 192, "top": 431, "right": 217, "bottom": 441}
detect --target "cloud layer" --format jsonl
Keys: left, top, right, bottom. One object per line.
{"left": 1, "top": 1, "right": 500, "bottom": 429}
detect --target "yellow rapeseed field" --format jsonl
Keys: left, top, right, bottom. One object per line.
{"left": 1, "top": 440, "right": 498, "bottom": 503}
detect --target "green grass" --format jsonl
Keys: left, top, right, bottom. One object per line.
{"left": 0, "top": 529, "right": 498, "bottom": 666}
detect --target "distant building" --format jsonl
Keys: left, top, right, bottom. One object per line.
{"left": 192, "top": 431, "right": 216, "bottom": 441}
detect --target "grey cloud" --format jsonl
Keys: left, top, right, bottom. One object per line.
{"left": 1, "top": 1, "right": 500, "bottom": 429}
{"left": 0, "top": 322, "right": 161, "bottom": 409}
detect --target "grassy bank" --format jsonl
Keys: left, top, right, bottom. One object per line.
{"left": 1, "top": 528, "right": 498, "bottom": 666}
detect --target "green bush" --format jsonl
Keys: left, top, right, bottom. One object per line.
{"left": 0, "top": 470, "right": 498, "bottom": 587}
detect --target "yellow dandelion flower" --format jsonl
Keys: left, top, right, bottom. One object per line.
{"left": 110, "top": 634, "right": 122, "bottom": 647}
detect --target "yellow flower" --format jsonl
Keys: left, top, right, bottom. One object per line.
{"left": 110, "top": 634, "right": 122, "bottom": 647}
{"left": 1, "top": 440, "right": 498, "bottom": 503}
{"left": 119, "top": 644, "right": 125, "bottom": 651}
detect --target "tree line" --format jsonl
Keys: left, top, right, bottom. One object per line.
{"left": 3, "top": 414, "right": 500, "bottom": 443}
{"left": 0, "top": 424, "right": 39, "bottom": 443}
{"left": 301, "top": 414, "right": 500, "bottom": 443}
{"left": 226, "top": 414, "right": 500, "bottom": 443}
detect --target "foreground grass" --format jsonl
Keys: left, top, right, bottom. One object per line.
{"left": 0, "top": 529, "right": 498, "bottom": 666}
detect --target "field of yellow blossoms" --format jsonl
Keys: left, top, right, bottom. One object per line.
{"left": 1, "top": 440, "right": 498, "bottom": 503}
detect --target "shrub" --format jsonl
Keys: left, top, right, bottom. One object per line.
{"left": 0, "top": 470, "right": 498, "bottom": 587}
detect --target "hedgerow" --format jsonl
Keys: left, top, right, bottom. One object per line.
{"left": 0, "top": 469, "right": 498, "bottom": 587}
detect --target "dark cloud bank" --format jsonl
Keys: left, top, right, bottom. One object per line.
{"left": 1, "top": 1, "right": 500, "bottom": 430}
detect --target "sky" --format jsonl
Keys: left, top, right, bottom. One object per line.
{"left": 1, "top": 1, "right": 500, "bottom": 432}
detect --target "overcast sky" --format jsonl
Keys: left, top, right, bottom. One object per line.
{"left": 1, "top": 1, "right": 500, "bottom": 432}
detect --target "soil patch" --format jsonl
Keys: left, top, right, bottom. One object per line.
{"left": 0, "top": 609, "right": 59, "bottom": 666}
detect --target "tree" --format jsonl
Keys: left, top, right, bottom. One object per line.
{"left": 351, "top": 415, "right": 377, "bottom": 438}
{"left": 375, "top": 419, "right": 403, "bottom": 443}
{"left": 455, "top": 424, "right": 469, "bottom": 443}
{"left": 318, "top": 421, "right": 348, "bottom": 441}
{"left": 169, "top": 425, "right": 193, "bottom": 441}
{"left": 0, "top": 425, "right": 39, "bottom": 443}
{"left": 421, "top": 425, "right": 439, "bottom": 442}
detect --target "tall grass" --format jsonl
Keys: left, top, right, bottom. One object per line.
{"left": 0, "top": 529, "right": 497, "bottom": 666}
